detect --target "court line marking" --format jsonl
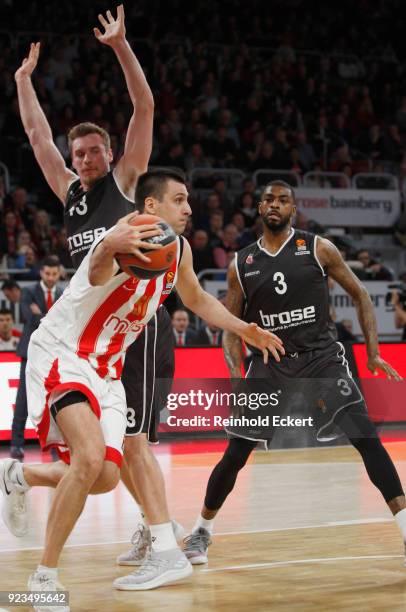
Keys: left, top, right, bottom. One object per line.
{"left": 0, "top": 517, "right": 393, "bottom": 553}
{"left": 202, "top": 554, "right": 404, "bottom": 573}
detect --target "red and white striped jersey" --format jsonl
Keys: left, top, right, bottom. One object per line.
{"left": 36, "top": 227, "right": 180, "bottom": 380}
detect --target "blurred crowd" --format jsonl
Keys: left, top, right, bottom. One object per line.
{"left": 0, "top": 0, "right": 406, "bottom": 341}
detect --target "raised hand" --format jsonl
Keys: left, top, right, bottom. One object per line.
{"left": 240, "top": 323, "right": 285, "bottom": 364}
{"left": 367, "top": 356, "right": 402, "bottom": 381}
{"left": 15, "top": 42, "right": 40, "bottom": 81}
{"left": 94, "top": 5, "right": 126, "bottom": 47}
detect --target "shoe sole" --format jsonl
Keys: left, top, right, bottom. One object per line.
{"left": 187, "top": 554, "right": 208, "bottom": 565}
{"left": 116, "top": 558, "right": 145, "bottom": 566}
{"left": 114, "top": 563, "right": 193, "bottom": 590}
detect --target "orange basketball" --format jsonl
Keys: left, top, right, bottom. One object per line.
{"left": 116, "top": 213, "right": 177, "bottom": 279}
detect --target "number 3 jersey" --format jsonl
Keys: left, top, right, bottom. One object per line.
{"left": 64, "top": 171, "right": 134, "bottom": 269}
{"left": 236, "top": 229, "right": 337, "bottom": 355}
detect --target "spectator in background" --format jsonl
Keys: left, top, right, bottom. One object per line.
{"left": 171, "top": 308, "right": 197, "bottom": 346}
{"left": 6, "top": 186, "right": 34, "bottom": 230}
{"left": 356, "top": 248, "right": 394, "bottom": 280}
{"left": 206, "top": 210, "right": 225, "bottom": 245}
{"left": 194, "top": 323, "right": 223, "bottom": 346}
{"left": 338, "top": 318, "right": 357, "bottom": 342}
{"left": 213, "top": 223, "right": 240, "bottom": 268}
{"left": 0, "top": 210, "right": 21, "bottom": 258}
{"left": 52, "top": 227, "right": 72, "bottom": 269}
{"left": 14, "top": 245, "right": 41, "bottom": 281}
{"left": 1, "top": 280, "right": 21, "bottom": 304}
{"left": 210, "top": 126, "right": 238, "bottom": 167}
{"left": 213, "top": 178, "right": 233, "bottom": 217}
{"left": 191, "top": 230, "right": 215, "bottom": 273}
{"left": 185, "top": 143, "right": 211, "bottom": 172}
{"left": 237, "top": 191, "right": 257, "bottom": 226}
{"left": 30, "top": 209, "right": 57, "bottom": 257}
{"left": 296, "top": 130, "right": 316, "bottom": 171}
{"left": 0, "top": 308, "right": 21, "bottom": 350}
{"left": 391, "top": 290, "right": 406, "bottom": 341}
{"left": 11, "top": 256, "right": 63, "bottom": 460}
{"left": 249, "top": 140, "right": 275, "bottom": 171}
{"left": 230, "top": 212, "right": 246, "bottom": 234}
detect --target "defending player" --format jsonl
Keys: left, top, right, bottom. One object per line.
{"left": 0, "top": 171, "right": 284, "bottom": 604}
{"left": 14, "top": 5, "right": 182, "bottom": 568}
{"left": 183, "top": 180, "right": 406, "bottom": 565}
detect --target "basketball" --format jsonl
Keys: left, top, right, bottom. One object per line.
{"left": 116, "top": 213, "right": 177, "bottom": 279}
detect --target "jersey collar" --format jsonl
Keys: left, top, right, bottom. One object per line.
{"left": 257, "top": 228, "right": 295, "bottom": 258}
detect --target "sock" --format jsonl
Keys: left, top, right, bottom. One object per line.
{"left": 395, "top": 508, "right": 406, "bottom": 540}
{"left": 37, "top": 565, "right": 58, "bottom": 579}
{"left": 9, "top": 461, "right": 30, "bottom": 492}
{"left": 150, "top": 522, "right": 177, "bottom": 552}
{"left": 139, "top": 507, "right": 148, "bottom": 527}
{"left": 193, "top": 515, "right": 214, "bottom": 534}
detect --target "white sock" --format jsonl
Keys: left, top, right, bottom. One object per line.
{"left": 395, "top": 508, "right": 406, "bottom": 540}
{"left": 9, "top": 461, "right": 30, "bottom": 492}
{"left": 150, "top": 522, "right": 178, "bottom": 552}
{"left": 193, "top": 515, "right": 214, "bottom": 534}
{"left": 37, "top": 565, "right": 58, "bottom": 579}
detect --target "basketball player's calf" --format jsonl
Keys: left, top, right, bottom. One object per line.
{"left": 117, "top": 433, "right": 184, "bottom": 565}
{"left": 183, "top": 438, "right": 256, "bottom": 564}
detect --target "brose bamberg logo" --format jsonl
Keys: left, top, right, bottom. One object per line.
{"left": 260, "top": 305, "right": 316, "bottom": 331}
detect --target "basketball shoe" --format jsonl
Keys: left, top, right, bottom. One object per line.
{"left": 28, "top": 570, "right": 70, "bottom": 612}
{"left": 114, "top": 547, "right": 192, "bottom": 590}
{"left": 183, "top": 527, "right": 211, "bottom": 564}
{"left": 116, "top": 519, "right": 185, "bottom": 566}
{"left": 0, "top": 458, "right": 29, "bottom": 537}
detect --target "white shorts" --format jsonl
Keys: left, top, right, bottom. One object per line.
{"left": 26, "top": 328, "right": 127, "bottom": 467}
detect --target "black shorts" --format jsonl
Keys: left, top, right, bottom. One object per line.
{"left": 121, "top": 306, "right": 175, "bottom": 442}
{"left": 226, "top": 342, "right": 373, "bottom": 447}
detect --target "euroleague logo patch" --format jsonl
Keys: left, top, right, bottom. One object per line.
{"left": 162, "top": 270, "right": 175, "bottom": 294}
{"left": 295, "top": 239, "right": 310, "bottom": 256}
{"left": 246, "top": 254, "right": 254, "bottom": 264}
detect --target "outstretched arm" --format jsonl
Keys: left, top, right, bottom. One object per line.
{"left": 175, "top": 240, "right": 284, "bottom": 363}
{"left": 317, "top": 237, "right": 401, "bottom": 380}
{"left": 14, "top": 43, "right": 77, "bottom": 203}
{"left": 94, "top": 5, "right": 154, "bottom": 197}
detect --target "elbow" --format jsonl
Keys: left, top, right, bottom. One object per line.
{"left": 27, "top": 128, "right": 44, "bottom": 147}
{"left": 138, "top": 93, "right": 154, "bottom": 113}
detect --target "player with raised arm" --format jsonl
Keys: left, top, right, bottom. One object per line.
{"left": 183, "top": 180, "right": 405, "bottom": 566}
{"left": 13, "top": 4, "right": 184, "bottom": 571}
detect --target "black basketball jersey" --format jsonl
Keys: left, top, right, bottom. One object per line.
{"left": 64, "top": 170, "right": 134, "bottom": 269}
{"left": 236, "top": 229, "right": 337, "bottom": 354}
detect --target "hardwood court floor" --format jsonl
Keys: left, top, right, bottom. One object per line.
{"left": 1, "top": 440, "right": 406, "bottom": 611}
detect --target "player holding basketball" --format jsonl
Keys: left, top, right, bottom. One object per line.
{"left": 183, "top": 180, "right": 406, "bottom": 565}
{"left": 13, "top": 5, "right": 182, "bottom": 575}
{"left": 0, "top": 170, "right": 284, "bottom": 605}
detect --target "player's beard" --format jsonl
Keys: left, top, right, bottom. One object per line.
{"left": 262, "top": 214, "right": 290, "bottom": 233}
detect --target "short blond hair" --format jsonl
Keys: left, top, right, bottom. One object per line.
{"left": 68, "top": 122, "right": 110, "bottom": 152}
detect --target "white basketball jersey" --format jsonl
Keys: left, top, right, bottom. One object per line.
{"left": 36, "top": 227, "right": 180, "bottom": 380}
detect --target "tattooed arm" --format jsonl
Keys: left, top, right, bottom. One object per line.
{"left": 317, "top": 237, "right": 401, "bottom": 380}
{"left": 222, "top": 259, "right": 246, "bottom": 378}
